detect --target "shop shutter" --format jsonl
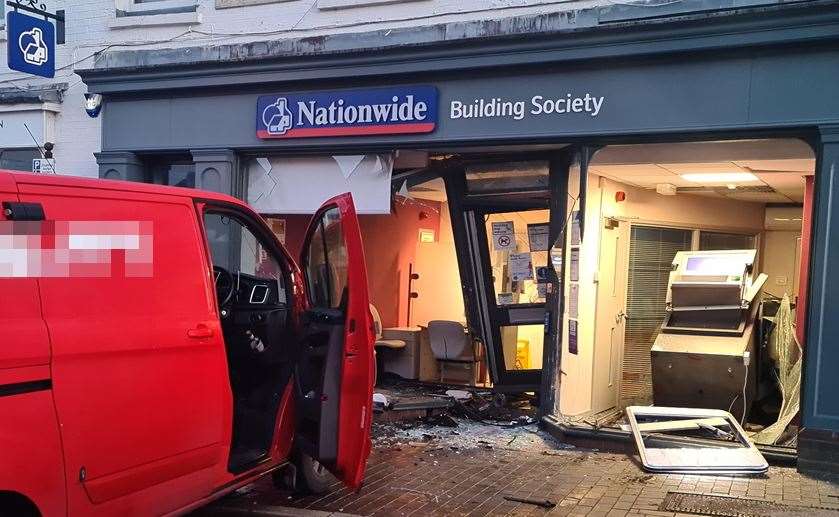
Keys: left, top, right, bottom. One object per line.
{"left": 620, "top": 226, "right": 692, "bottom": 407}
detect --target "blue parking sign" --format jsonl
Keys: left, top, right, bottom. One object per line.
{"left": 7, "top": 11, "right": 55, "bottom": 78}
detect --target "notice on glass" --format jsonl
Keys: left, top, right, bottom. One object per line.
{"left": 569, "top": 283, "right": 579, "bottom": 319}
{"left": 266, "top": 217, "right": 287, "bottom": 245}
{"left": 492, "top": 221, "right": 516, "bottom": 251}
{"left": 509, "top": 252, "right": 534, "bottom": 281}
{"left": 498, "top": 292, "right": 514, "bottom": 305}
{"left": 570, "top": 249, "right": 580, "bottom": 282}
{"left": 535, "top": 266, "right": 550, "bottom": 284}
{"left": 571, "top": 211, "right": 581, "bottom": 245}
{"left": 537, "top": 284, "right": 547, "bottom": 299}
{"left": 569, "top": 320, "right": 578, "bottom": 355}
{"left": 527, "top": 223, "right": 550, "bottom": 252}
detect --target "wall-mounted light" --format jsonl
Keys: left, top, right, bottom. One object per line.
{"left": 418, "top": 229, "right": 435, "bottom": 243}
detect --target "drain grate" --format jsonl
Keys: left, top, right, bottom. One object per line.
{"left": 660, "top": 491, "right": 837, "bottom": 517}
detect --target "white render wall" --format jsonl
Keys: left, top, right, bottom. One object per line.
{"left": 0, "top": 0, "right": 605, "bottom": 178}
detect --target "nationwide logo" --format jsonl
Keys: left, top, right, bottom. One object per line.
{"left": 263, "top": 98, "right": 293, "bottom": 136}
{"left": 256, "top": 86, "right": 438, "bottom": 139}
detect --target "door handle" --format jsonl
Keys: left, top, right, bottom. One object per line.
{"left": 187, "top": 325, "right": 214, "bottom": 339}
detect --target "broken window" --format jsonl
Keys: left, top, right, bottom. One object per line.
{"left": 625, "top": 406, "right": 768, "bottom": 474}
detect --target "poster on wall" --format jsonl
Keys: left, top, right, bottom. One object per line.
{"left": 569, "top": 283, "right": 579, "bottom": 319}
{"left": 569, "top": 320, "right": 578, "bottom": 355}
{"left": 570, "top": 248, "right": 580, "bottom": 282}
{"left": 527, "top": 223, "right": 550, "bottom": 252}
{"left": 571, "top": 211, "right": 581, "bottom": 245}
{"left": 492, "top": 221, "right": 516, "bottom": 251}
{"left": 509, "top": 252, "right": 534, "bottom": 281}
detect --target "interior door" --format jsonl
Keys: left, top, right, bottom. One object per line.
{"left": 296, "top": 193, "right": 374, "bottom": 490}
{"left": 591, "top": 218, "right": 628, "bottom": 413}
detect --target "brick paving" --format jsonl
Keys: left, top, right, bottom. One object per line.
{"left": 207, "top": 436, "right": 839, "bottom": 516}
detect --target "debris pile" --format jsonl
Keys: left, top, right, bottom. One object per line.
{"left": 371, "top": 381, "right": 572, "bottom": 454}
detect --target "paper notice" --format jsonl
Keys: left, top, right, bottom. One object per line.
{"left": 527, "top": 223, "right": 550, "bottom": 252}
{"left": 569, "top": 283, "right": 579, "bottom": 319}
{"left": 570, "top": 249, "right": 580, "bottom": 282}
{"left": 498, "top": 292, "right": 514, "bottom": 305}
{"left": 492, "top": 221, "right": 516, "bottom": 251}
{"left": 509, "top": 252, "right": 534, "bottom": 282}
{"left": 569, "top": 320, "right": 578, "bottom": 355}
{"left": 571, "top": 211, "right": 581, "bottom": 245}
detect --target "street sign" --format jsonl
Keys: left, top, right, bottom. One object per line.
{"left": 32, "top": 158, "right": 52, "bottom": 173}
{"left": 7, "top": 10, "right": 55, "bottom": 78}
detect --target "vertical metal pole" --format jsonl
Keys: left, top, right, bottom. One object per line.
{"left": 538, "top": 150, "right": 573, "bottom": 418}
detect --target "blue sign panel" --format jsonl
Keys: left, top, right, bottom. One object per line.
{"left": 257, "top": 86, "right": 438, "bottom": 139}
{"left": 7, "top": 11, "right": 55, "bottom": 79}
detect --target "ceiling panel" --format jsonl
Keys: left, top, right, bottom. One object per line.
{"left": 723, "top": 192, "right": 793, "bottom": 203}
{"left": 734, "top": 159, "right": 815, "bottom": 173}
{"left": 589, "top": 164, "right": 675, "bottom": 177}
{"left": 657, "top": 162, "right": 749, "bottom": 174}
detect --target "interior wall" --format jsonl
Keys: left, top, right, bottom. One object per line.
{"left": 558, "top": 174, "right": 767, "bottom": 417}
{"left": 762, "top": 230, "right": 803, "bottom": 299}
{"left": 411, "top": 201, "right": 467, "bottom": 327}
{"left": 264, "top": 198, "right": 442, "bottom": 329}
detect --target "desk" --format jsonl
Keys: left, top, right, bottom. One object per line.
{"left": 380, "top": 326, "right": 423, "bottom": 380}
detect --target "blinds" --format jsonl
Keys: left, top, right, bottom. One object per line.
{"left": 620, "top": 226, "right": 692, "bottom": 407}
{"left": 699, "top": 231, "right": 756, "bottom": 250}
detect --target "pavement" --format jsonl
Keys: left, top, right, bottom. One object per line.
{"left": 197, "top": 418, "right": 839, "bottom": 517}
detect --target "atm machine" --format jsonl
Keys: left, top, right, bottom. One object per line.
{"left": 651, "top": 250, "right": 768, "bottom": 421}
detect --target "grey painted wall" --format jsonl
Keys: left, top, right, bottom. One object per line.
{"left": 101, "top": 48, "right": 839, "bottom": 153}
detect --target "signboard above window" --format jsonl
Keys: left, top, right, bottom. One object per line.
{"left": 256, "top": 86, "right": 438, "bottom": 140}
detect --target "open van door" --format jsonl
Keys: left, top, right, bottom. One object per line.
{"left": 295, "top": 193, "right": 374, "bottom": 490}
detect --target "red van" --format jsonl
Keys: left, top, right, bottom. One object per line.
{"left": 0, "top": 170, "right": 375, "bottom": 516}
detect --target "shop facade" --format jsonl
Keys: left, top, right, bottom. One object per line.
{"left": 79, "top": 1, "right": 839, "bottom": 474}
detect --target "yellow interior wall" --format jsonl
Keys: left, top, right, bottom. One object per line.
{"left": 411, "top": 202, "right": 467, "bottom": 326}
{"left": 558, "top": 173, "right": 767, "bottom": 417}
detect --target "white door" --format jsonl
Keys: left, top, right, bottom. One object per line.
{"left": 591, "top": 218, "right": 628, "bottom": 414}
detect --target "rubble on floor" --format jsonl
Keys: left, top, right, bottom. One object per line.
{"left": 371, "top": 379, "right": 572, "bottom": 455}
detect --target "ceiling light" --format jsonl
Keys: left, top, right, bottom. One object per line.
{"left": 681, "top": 172, "right": 759, "bottom": 183}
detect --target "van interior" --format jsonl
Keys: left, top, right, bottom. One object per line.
{"left": 204, "top": 211, "right": 297, "bottom": 472}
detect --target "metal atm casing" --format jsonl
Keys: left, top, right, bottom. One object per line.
{"left": 651, "top": 250, "right": 767, "bottom": 421}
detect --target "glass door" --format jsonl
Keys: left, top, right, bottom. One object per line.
{"left": 445, "top": 157, "right": 567, "bottom": 392}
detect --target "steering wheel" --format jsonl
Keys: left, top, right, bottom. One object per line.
{"left": 213, "top": 266, "right": 236, "bottom": 308}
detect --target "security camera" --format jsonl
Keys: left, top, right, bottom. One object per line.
{"left": 84, "top": 93, "right": 103, "bottom": 118}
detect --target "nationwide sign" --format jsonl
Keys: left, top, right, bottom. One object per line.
{"left": 7, "top": 10, "right": 55, "bottom": 79}
{"left": 256, "top": 86, "right": 438, "bottom": 139}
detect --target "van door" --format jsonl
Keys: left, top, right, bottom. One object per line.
{"left": 16, "top": 181, "right": 230, "bottom": 515}
{"left": 0, "top": 178, "right": 66, "bottom": 517}
{"left": 295, "top": 193, "right": 374, "bottom": 490}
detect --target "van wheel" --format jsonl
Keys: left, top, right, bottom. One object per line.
{"left": 294, "top": 450, "right": 335, "bottom": 494}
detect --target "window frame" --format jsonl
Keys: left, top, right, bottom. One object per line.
{"left": 115, "top": 0, "right": 198, "bottom": 16}
{"left": 302, "top": 205, "right": 349, "bottom": 310}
